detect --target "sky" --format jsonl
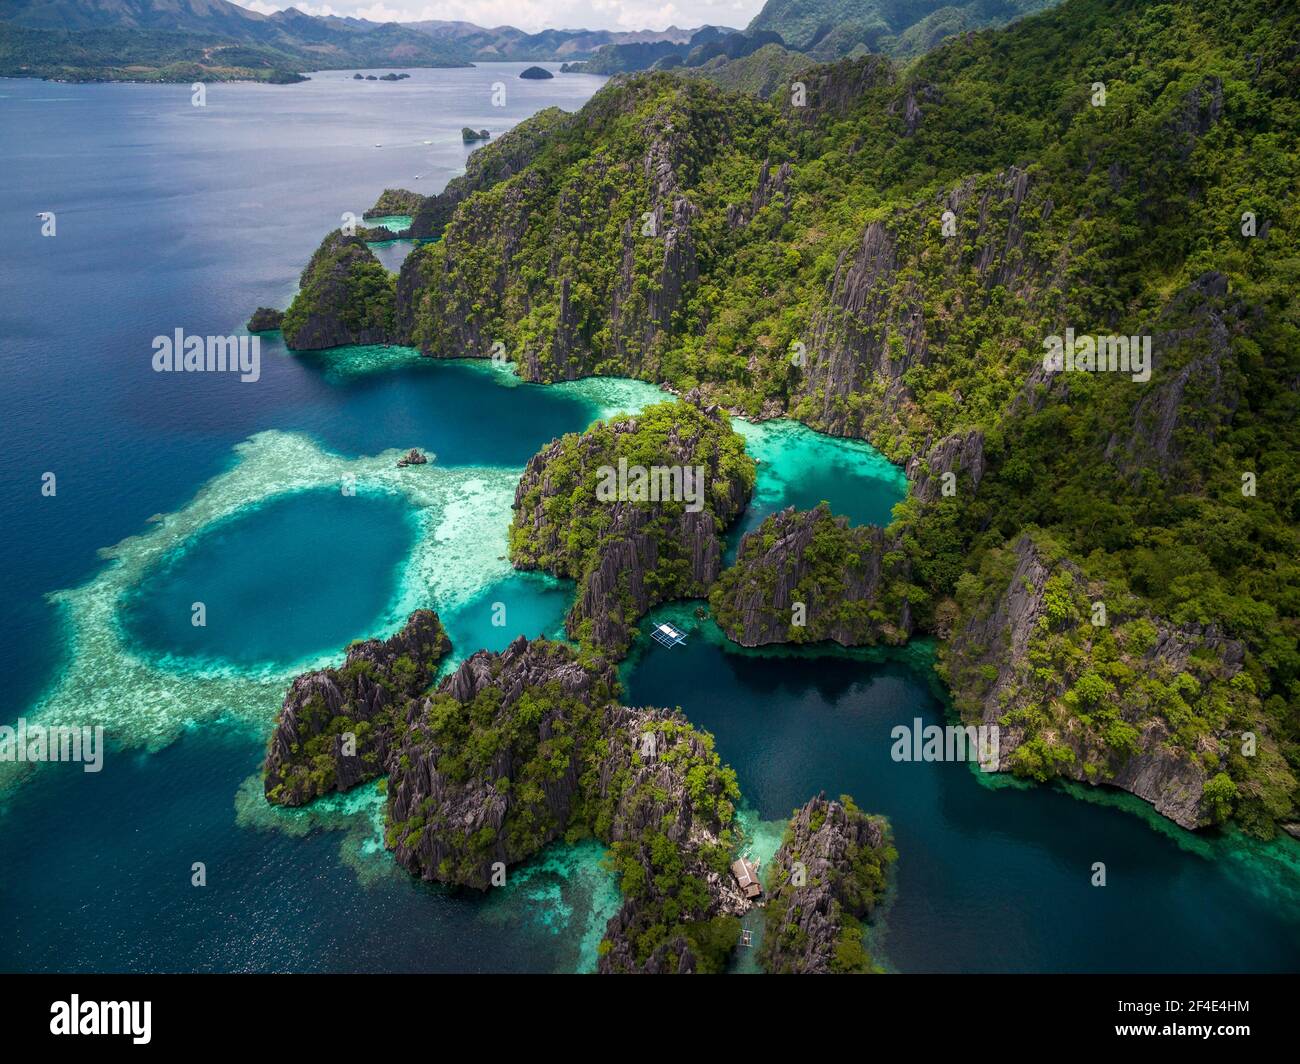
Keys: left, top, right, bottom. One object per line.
{"left": 241, "top": 0, "right": 767, "bottom": 33}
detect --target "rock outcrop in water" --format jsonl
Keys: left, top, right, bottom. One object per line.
{"left": 246, "top": 307, "right": 284, "bottom": 332}
{"left": 710, "top": 504, "right": 913, "bottom": 647}
{"left": 395, "top": 448, "right": 428, "bottom": 467}
{"left": 939, "top": 534, "right": 1282, "bottom": 829}
{"left": 364, "top": 188, "right": 422, "bottom": 219}
{"left": 386, "top": 637, "right": 617, "bottom": 886}
{"left": 760, "top": 793, "right": 895, "bottom": 974}
{"left": 280, "top": 230, "right": 396, "bottom": 350}
{"left": 263, "top": 609, "right": 451, "bottom": 807}
{"left": 509, "top": 397, "right": 755, "bottom": 655}
{"left": 519, "top": 66, "right": 554, "bottom": 79}
{"left": 382, "top": 634, "right": 751, "bottom": 973}
{"left": 594, "top": 705, "right": 749, "bottom": 974}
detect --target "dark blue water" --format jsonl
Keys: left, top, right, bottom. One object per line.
{"left": 0, "top": 69, "right": 628, "bottom": 973}
{"left": 1, "top": 71, "right": 1297, "bottom": 974}
{"left": 625, "top": 621, "right": 1300, "bottom": 972}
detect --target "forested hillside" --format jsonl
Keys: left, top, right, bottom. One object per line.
{"left": 385, "top": 0, "right": 1299, "bottom": 835}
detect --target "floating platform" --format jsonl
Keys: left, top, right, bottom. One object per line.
{"left": 649, "top": 622, "right": 687, "bottom": 648}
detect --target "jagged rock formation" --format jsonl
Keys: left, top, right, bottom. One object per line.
{"left": 760, "top": 793, "right": 895, "bottom": 975}
{"left": 386, "top": 637, "right": 617, "bottom": 887}
{"left": 726, "top": 156, "right": 792, "bottom": 228}
{"left": 509, "top": 397, "right": 755, "bottom": 655}
{"left": 792, "top": 164, "right": 1069, "bottom": 446}
{"left": 783, "top": 54, "right": 894, "bottom": 120}
{"left": 939, "top": 535, "right": 1280, "bottom": 829}
{"left": 363, "top": 188, "right": 422, "bottom": 218}
{"left": 395, "top": 77, "right": 767, "bottom": 381}
{"left": 246, "top": 307, "right": 283, "bottom": 332}
{"left": 1105, "top": 272, "right": 1246, "bottom": 484}
{"left": 710, "top": 504, "right": 912, "bottom": 647}
{"left": 382, "top": 635, "right": 751, "bottom": 973}
{"left": 263, "top": 610, "right": 451, "bottom": 807}
{"left": 905, "top": 429, "right": 985, "bottom": 503}
{"left": 594, "top": 706, "right": 749, "bottom": 973}
{"left": 279, "top": 230, "right": 396, "bottom": 350}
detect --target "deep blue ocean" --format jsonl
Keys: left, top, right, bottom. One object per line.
{"left": 1, "top": 67, "right": 1297, "bottom": 973}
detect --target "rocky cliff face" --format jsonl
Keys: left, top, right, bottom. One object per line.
{"left": 280, "top": 230, "right": 396, "bottom": 350}
{"left": 784, "top": 55, "right": 895, "bottom": 122}
{"left": 386, "top": 636, "right": 618, "bottom": 887}
{"left": 710, "top": 504, "right": 913, "bottom": 647}
{"left": 1105, "top": 271, "right": 1247, "bottom": 484}
{"left": 940, "top": 535, "right": 1262, "bottom": 829}
{"left": 510, "top": 396, "right": 754, "bottom": 656}
{"left": 263, "top": 610, "right": 451, "bottom": 807}
{"left": 381, "top": 634, "right": 751, "bottom": 972}
{"left": 726, "top": 156, "right": 792, "bottom": 230}
{"left": 760, "top": 793, "right": 895, "bottom": 975}
{"left": 394, "top": 77, "right": 767, "bottom": 384}
{"left": 595, "top": 706, "right": 750, "bottom": 974}
{"left": 905, "top": 429, "right": 985, "bottom": 503}
{"left": 397, "top": 166, "right": 549, "bottom": 357}
{"left": 793, "top": 165, "right": 1069, "bottom": 449}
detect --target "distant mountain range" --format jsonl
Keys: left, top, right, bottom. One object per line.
{"left": 0, "top": 0, "right": 1059, "bottom": 84}
{"left": 550, "top": 0, "right": 1059, "bottom": 88}
{"left": 747, "top": 0, "right": 1057, "bottom": 57}
{"left": 0, "top": 0, "right": 733, "bottom": 81}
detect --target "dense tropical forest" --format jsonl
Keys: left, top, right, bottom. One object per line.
{"left": 381, "top": 0, "right": 1298, "bottom": 836}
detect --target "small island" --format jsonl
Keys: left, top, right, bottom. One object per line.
{"left": 363, "top": 188, "right": 423, "bottom": 219}
{"left": 519, "top": 66, "right": 554, "bottom": 80}
{"left": 461, "top": 127, "right": 491, "bottom": 143}
{"left": 246, "top": 307, "right": 284, "bottom": 332}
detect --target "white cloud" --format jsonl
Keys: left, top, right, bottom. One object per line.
{"left": 240, "top": 0, "right": 763, "bottom": 32}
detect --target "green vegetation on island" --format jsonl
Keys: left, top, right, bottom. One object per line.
{"left": 377, "top": 0, "right": 1298, "bottom": 836}
{"left": 761, "top": 793, "right": 897, "bottom": 974}
{"left": 280, "top": 230, "right": 396, "bottom": 350}
{"left": 508, "top": 398, "right": 756, "bottom": 656}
